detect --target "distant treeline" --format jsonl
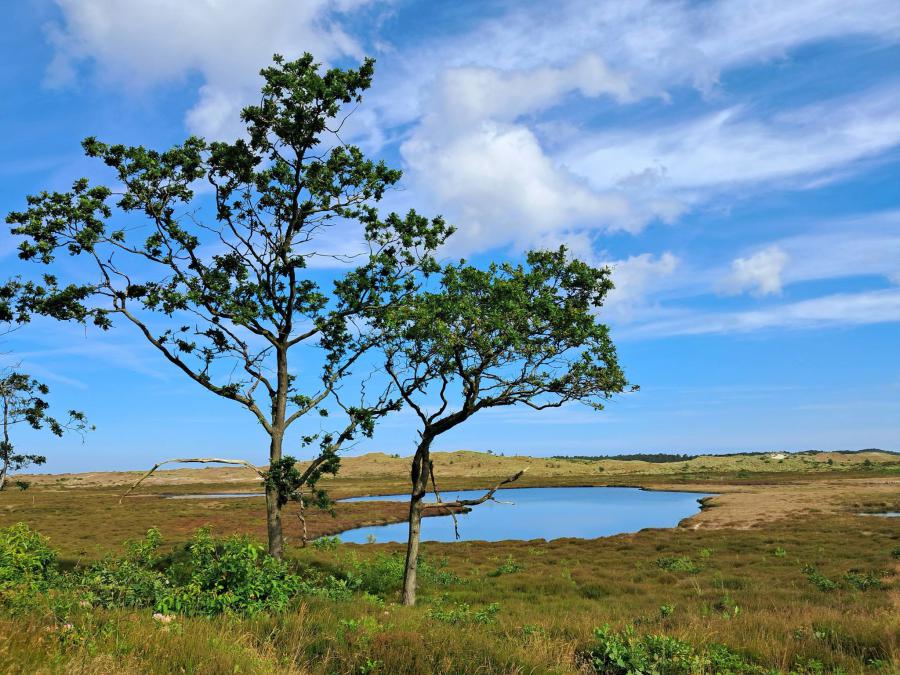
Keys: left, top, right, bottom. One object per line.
{"left": 553, "top": 453, "right": 696, "bottom": 463}
{"left": 552, "top": 449, "right": 897, "bottom": 463}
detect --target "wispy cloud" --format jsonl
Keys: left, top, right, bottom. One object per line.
{"left": 622, "top": 287, "right": 900, "bottom": 338}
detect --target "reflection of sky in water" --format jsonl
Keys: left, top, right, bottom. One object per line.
{"left": 339, "top": 486, "right": 712, "bottom": 543}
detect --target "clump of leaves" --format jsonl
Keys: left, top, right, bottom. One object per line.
{"left": 80, "top": 528, "right": 307, "bottom": 616}
{"left": 843, "top": 570, "right": 884, "bottom": 591}
{"left": 803, "top": 565, "right": 838, "bottom": 592}
{"left": 773, "top": 547, "right": 787, "bottom": 558}
{"left": 655, "top": 556, "right": 700, "bottom": 574}
{"left": 312, "top": 535, "right": 341, "bottom": 551}
{"left": 587, "top": 625, "right": 764, "bottom": 674}
{"left": 0, "top": 523, "right": 58, "bottom": 590}
{"left": 487, "top": 555, "right": 524, "bottom": 577}
{"left": 348, "top": 552, "right": 459, "bottom": 597}
{"left": 158, "top": 528, "right": 303, "bottom": 615}
{"left": 427, "top": 600, "right": 500, "bottom": 625}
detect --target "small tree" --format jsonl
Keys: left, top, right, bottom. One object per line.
{"left": 371, "top": 248, "right": 632, "bottom": 605}
{"left": 7, "top": 54, "right": 449, "bottom": 556}
{"left": 0, "top": 370, "right": 91, "bottom": 491}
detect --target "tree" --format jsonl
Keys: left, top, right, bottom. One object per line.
{"left": 0, "top": 370, "right": 91, "bottom": 491}
{"left": 6, "top": 54, "right": 450, "bottom": 557}
{"left": 369, "top": 248, "right": 632, "bottom": 605}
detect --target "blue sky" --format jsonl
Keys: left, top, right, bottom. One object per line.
{"left": 2, "top": 0, "right": 899, "bottom": 472}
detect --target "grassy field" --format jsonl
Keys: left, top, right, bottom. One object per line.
{"left": 0, "top": 450, "right": 898, "bottom": 673}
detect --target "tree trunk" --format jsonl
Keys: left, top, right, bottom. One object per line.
{"left": 266, "top": 346, "right": 289, "bottom": 558}
{"left": 266, "top": 430, "right": 284, "bottom": 558}
{"left": 0, "top": 397, "right": 8, "bottom": 492}
{"left": 401, "top": 438, "right": 432, "bottom": 606}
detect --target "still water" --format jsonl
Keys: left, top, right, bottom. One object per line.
{"left": 338, "top": 486, "right": 712, "bottom": 543}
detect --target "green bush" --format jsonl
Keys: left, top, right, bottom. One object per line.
{"left": 0, "top": 522, "right": 58, "bottom": 589}
{"left": 654, "top": 556, "right": 700, "bottom": 574}
{"left": 79, "top": 527, "right": 168, "bottom": 609}
{"left": 79, "top": 527, "right": 303, "bottom": 616}
{"left": 803, "top": 565, "right": 838, "bottom": 592}
{"left": 348, "top": 552, "right": 459, "bottom": 597}
{"left": 487, "top": 555, "right": 524, "bottom": 577}
{"left": 427, "top": 600, "right": 500, "bottom": 625}
{"left": 312, "top": 535, "right": 341, "bottom": 551}
{"left": 587, "top": 625, "right": 764, "bottom": 674}
{"left": 843, "top": 570, "right": 884, "bottom": 591}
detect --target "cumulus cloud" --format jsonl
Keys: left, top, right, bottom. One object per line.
{"left": 45, "top": 0, "right": 374, "bottom": 138}
{"left": 727, "top": 246, "right": 790, "bottom": 296}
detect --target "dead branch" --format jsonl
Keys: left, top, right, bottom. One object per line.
{"left": 422, "top": 467, "right": 528, "bottom": 538}
{"left": 427, "top": 460, "right": 461, "bottom": 539}
{"left": 119, "top": 457, "right": 265, "bottom": 503}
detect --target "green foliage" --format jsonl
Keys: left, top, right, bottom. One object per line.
{"left": 587, "top": 625, "right": 764, "bottom": 674}
{"left": 842, "top": 570, "right": 884, "bottom": 591}
{"left": 774, "top": 547, "right": 788, "bottom": 558}
{"left": 654, "top": 556, "right": 701, "bottom": 574}
{"left": 0, "top": 370, "right": 91, "bottom": 490}
{"left": 0, "top": 523, "right": 58, "bottom": 589}
{"left": 803, "top": 565, "right": 838, "bottom": 592}
{"left": 265, "top": 455, "right": 336, "bottom": 510}
{"left": 156, "top": 528, "right": 302, "bottom": 616}
{"left": 487, "top": 555, "right": 524, "bottom": 577}
{"left": 427, "top": 600, "right": 500, "bottom": 625}
{"left": 311, "top": 535, "right": 341, "bottom": 551}
{"left": 78, "top": 528, "right": 304, "bottom": 616}
{"left": 348, "top": 552, "right": 460, "bottom": 597}
{"left": 6, "top": 53, "right": 452, "bottom": 556}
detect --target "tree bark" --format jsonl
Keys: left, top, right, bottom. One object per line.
{"left": 266, "top": 346, "right": 289, "bottom": 558}
{"left": 401, "top": 436, "right": 432, "bottom": 606}
{"left": 266, "top": 430, "right": 285, "bottom": 558}
{"left": 0, "top": 396, "right": 9, "bottom": 492}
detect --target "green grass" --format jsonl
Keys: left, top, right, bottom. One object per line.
{"left": 0, "top": 512, "right": 896, "bottom": 673}
{"left": 0, "top": 452, "right": 897, "bottom": 673}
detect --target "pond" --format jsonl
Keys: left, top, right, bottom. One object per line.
{"left": 337, "top": 486, "right": 712, "bottom": 543}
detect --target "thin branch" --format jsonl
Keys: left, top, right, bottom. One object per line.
{"left": 119, "top": 457, "right": 265, "bottom": 503}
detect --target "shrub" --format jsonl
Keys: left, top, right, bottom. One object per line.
{"left": 0, "top": 523, "right": 58, "bottom": 590}
{"left": 654, "top": 556, "right": 700, "bottom": 574}
{"left": 803, "top": 565, "right": 838, "bottom": 592}
{"left": 487, "top": 555, "right": 524, "bottom": 577}
{"left": 843, "top": 570, "right": 884, "bottom": 591}
{"left": 159, "top": 528, "right": 302, "bottom": 615}
{"left": 349, "top": 552, "right": 459, "bottom": 597}
{"left": 427, "top": 600, "right": 500, "bottom": 625}
{"left": 587, "top": 625, "right": 764, "bottom": 674}
{"left": 79, "top": 527, "right": 303, "bottom": 616}
{"left": 312, "top": 535, "right": 341, "bottom": 551}
{"left": 79, "top": 527, "right": 167, "bottom": 609}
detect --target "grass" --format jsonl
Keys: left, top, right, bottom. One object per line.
{"left": 0, "top": 450, "right": 897, "bottom": 673}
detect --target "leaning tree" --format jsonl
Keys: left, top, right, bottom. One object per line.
{"left": 368, "top": 248, "right": 632, "bottom": 605}
{"left": 6, "top": 54, "right": 450, "bottom": 556}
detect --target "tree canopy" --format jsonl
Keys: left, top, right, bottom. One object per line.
{"left": 6, "top": 53, "right": 450, "bottom": 556}
{"left": 366, "top": 247, "right": 632, "bottom": 604}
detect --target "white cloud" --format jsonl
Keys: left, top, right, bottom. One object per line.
{"left": 623, "top": 288, "right": 900, "bottom": 338}
{"left": 45, "top": 0, "right": 375, "bottom": 137}
{"left": 603, "top": 252, "right": 680, "bottom": 321}
{"left": 727, "top": 246, "right": 790, "bottom": 296}
{"left": 566, "top": 87, "right": 900, "bottom": 210}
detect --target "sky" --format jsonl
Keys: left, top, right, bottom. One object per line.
{"left": 1, "top": 0, "right": 899, "bottom": 473}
